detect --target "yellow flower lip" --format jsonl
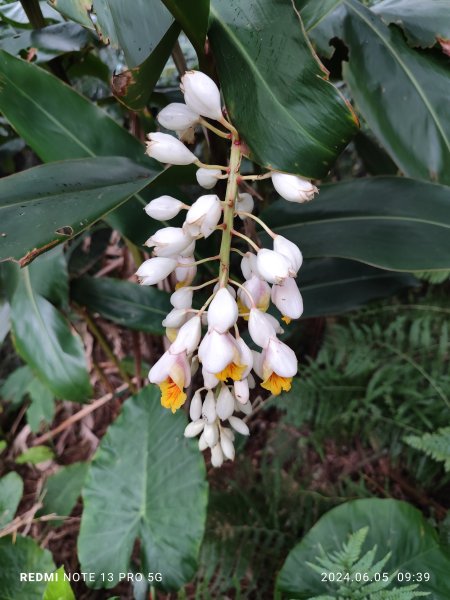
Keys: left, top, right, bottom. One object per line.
{"left": 215, "top": 361, "right": 247, "bottom": 382}
{"left": 159, "top": 377, "right": 187, "bottom": 413}
{"left": 261, "top": 373, "right": 292, "bottom": 395}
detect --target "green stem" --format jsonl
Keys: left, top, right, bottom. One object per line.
{"left": 219, "top": 134, "right": 242, "bottom": 287}
{"left": 20, "top": 0, "right": 46, "bottom": 28}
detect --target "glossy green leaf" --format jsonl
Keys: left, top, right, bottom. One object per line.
{"left": 28, "top": 247, "right": 68, "bottom": 308}
{"left": 11, "top": 269, "right": 92, "bottom": 402}
{"left": 0, "top": 1, "right": 62, "bottom": 27}
{"left": 0, "top": 365, "right": 34, "bottom": 407}
{"left": 47, "top": 0, "right": 94, "bottom": 29}
{"left": 16, "top": 445, "right": 54, "bottom": 465}
{"left": 0, "top": 22, "right": 89, "bottom": 58}
{"left": 43, "top": 567, "right": 75, "bottom": 600}
{"left": 262, "top": 177, "right": 450, "bottom": 272}
{"left": 297, "top": 0, "right": 341, "bottom": 32}
{"left": 276, "top": 498, "right": 450, "bottom": 598}
{"left": 372, "top": 0, "right": 450, "bottom": 49}
{"left": 26, "top": 378, "right": 55, "bottom": 433}
{"left": 0, "top": 536, "right": 55, "bottom": 600}
{"left": 342, "top": 0, "right": 450, "bottom": 184}
{"left": 353, "top": 131, "right": 398, "bottom": 176}
{"left": 0, "top": 157, "right": 156, "bottom": 265}
{"left": 112, "top": 22, "right": 180, "bottom": 111}
{"left": 208, "top": 0, "right": 358, "bottom": 178}
{"left": 161, "top": 0, "right": 209, "bottom": 53}
{"left": 0, "top": 472, "right": 23, "bottom": 528}
{"left": 78, "top": 386, "right": 208, "bottom": 590}
{"left": 0, "top": 50, "right": 164, "bottom": 244}
{"left": 300, "top": 259, "right": 418, "bottom": 319}
{"left": 92, "top": 0, "right": 174, "bottom": 67}
{"left": 41, "top": 462, "right": 89, "bottom": 522}
{"left": 71, "top": 276, "right": 170, "bottom": 334}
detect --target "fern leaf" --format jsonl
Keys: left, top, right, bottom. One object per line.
{"left": 405, "top": 427, "right": 450, "bottom": 471}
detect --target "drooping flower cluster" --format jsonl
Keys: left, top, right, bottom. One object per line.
{"left": 137, "top": 70, "right": 318, "bottom": 467}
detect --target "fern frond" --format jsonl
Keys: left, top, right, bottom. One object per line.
{"left": 404, "top": 427, "right": 450, "bottom": 472}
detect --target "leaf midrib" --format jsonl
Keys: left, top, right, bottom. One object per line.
{"left": 343, "top": 0, "right": 450, "bottom": 154}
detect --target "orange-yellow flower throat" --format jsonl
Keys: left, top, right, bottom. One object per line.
{"left": 159, "top": 377, "right": 187, "bottom": 413}
{"left": 261, "top": 373, "right": 292, "bottom": 395}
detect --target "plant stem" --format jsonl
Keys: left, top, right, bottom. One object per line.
{"left": 20, "top": 0, "right": 45, "bottom": 28}
{"left": 231, "top": 229, "right": 260, "bottom": 252}
{"left": 219, "top": 134, "right": 242, "bottom": 287}
{"left": 195, "top": 160, "right": 228, "bottom": 171}
{"left": 236, "top": 211, "right": 276, "bottom": 238}
{"left": 82, "top": 310, "right": 136, "bottom": 393}
{"left": 199, "top": 118, "right": 230, "bottom": 139}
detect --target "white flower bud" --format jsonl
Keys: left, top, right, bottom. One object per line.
{"left": 170, "top": 316, "right": 201, "bottom": 354}
{"left": 196, "top": 168, "right": 222, "bottom": 189}
{"left": 236, "top": 192, "right": 254, "bottom": 217}
{"left": 202, "top": 390, "right": 217, "bottom": 423}
{"left": 238, "top": 275, "right": 270, "bottom": 312}
{"left": 181, "top": 70, "right": 223, "bottom": 121}
{"left": 157, "top": 102, "right": 200, "bottom": 131}
{"left": 247, "top": 373, "right": 256, "bottom": 389}
{"left": 213, "top": 282, "right": 236, "bottom": 298}
{"left": 271, "top": 277, "right": 304, "bottom": 321}
{"left": 241, "top": 252, "right": 260, "bottom": 280}
{"left": 145, "top": 227, "right": 193, "bottom": 258}
{"left": 228, "top": 416, "right": 250, "bottom": 436}
{"left": 145, "top": 132, "right": 197, "bottom": 165}
{"left": 221, "top": 427, "right": 235, "bottom": 442}
{"left": 198, "top": 433, "right": 208, "bottom": 451}
{"left": 170, "top": 287, "right": 193, "bottom": 309}
{"left": 234, "top": 378, "right": 249, "bottom": 404}
{"left": 190, "top": 390, "right": 203, "bottom": 421}
{"left": 211, "top": 443, "right": 224, "bottom": 467}
{"left": 184, "top": 420, "right": 205, "bottom": 438}
{"left": 162, "top": 308, "right": 188, "bottom": 329}
{"left": 204, "top": 422, "right": 219, "bottom": 447}
{"left": 237, "top": 398, "right": 252, "bottom": 416}
{"left": 220, "top": 434, "right": 235, "bottom": 461}
{"left": 180, "top": 240, "right": 196, "bottom": 257}
{"left": 271, "top": 172, "right": 318, "bottom": 203}
{"left": 136, "top": 257, "right": 177, "bottom": 285}
{"left": 216, "top": 386, "right": 235, "bottom": 420}
{"left": 248, "top": 308, "right": 277, "bottom": 348}
{"left": 198, "top": 330, "right": 236, "bottom": 374}
{"left": 264, "top": 337, "right": 298, "bottom": 378}
{"left": 273, "top": 235, "right": 303, "bottom": 276}
{"left": 175, "top": 256, "right": 197, "bottom": 287}
{"left": 144, "top": 195, "right": 184, "bottom": 221}
{"left": 184, "top": 194, "right": 222, "bottom": 239}
{"left": 256, "top": 248, "right": 290, "bottom": 285}
{"left": 202, "top": 367, "right": 219, "bottom": 390}
{"left": 235, "top": 337, "right": 253, "bottom": 378}
{"left": 207, "top": 288, "right": 238, "bottom": 333}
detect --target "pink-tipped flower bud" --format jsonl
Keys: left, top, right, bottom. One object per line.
{"left": 144, "top": 195, "right": 184, "bottom": 221}
{"left": 271, "top": 172, "right": 318, "bottom": 203}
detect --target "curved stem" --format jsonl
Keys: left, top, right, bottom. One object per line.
{"left": 195, "top": 160, "right": 228, "bottom": 171}
{"left": 240, "top": 172, "right": 272, "bottom": 181}
{"left": 181, "top": 255, "right": 220, "bottom": 267}
{"left": 231, "top": 229, "right": 260, "bottom": 252}
{"left": 199, "top": 117, "right": 230, "bottom": 139}
{"left": 229, "top": 279, "right": 256, "bottom": 308}
{"left": 236, "top": 211, "right": 276, "bottom": 239}
{"left": 186, "top": 278, "right": 219, "bottom": 291}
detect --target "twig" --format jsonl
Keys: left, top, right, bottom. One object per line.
{"left": 32, "top": 383, "right": 130, "bottom": 446}
{"left": 171, "top": 39, "right": 188, "bottom": 76}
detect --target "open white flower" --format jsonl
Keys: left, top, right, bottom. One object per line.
{"left": 238, "top": 275, "right": 270, "bottom": 313}
{"left": 170, "top": 316, "right": 202, "bottom": 354}
{"left": 184, "top": 195, "right": 222, "bottom": 238}
{"left": 157, "top": 102, "right": 200, "bottom": 131}
{"left": 271, "top": 277, "right": 304, "bottom": 323}
{"left": 198, "top": 330, "right": 237, "bottom": 375}
{"left": 181, "top": 70, "right": 223, "bottom": 121}
{"left": 144, "top": 195, "right": 184, "bottom": 221}
{"left": 248, "top": 308, "right": 277, "bottom": 348}
{"left": 175, "top": 256, "right": 197, "bottom": 287}
{"left": 145, "top": 132, "right": 197, "bottom": 165}
{"left": 271, "top": 172, "right": 318, "bottom": 203}
{"left": 136, "top": 257, "right": 177, "bottom": 285}
{"left": 149, "top": 349, "right": 191, "bottom": 412}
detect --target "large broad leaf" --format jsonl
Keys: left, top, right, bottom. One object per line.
{"left": 40, "top": 461, "right": 89, "bottom": 523}
{"left": 276, "top": 498, "right": 450, "bottom": 599}
{"left": 0, "top": 472, "right": 23, "bottom": 528}
{"left": 47, "top": 0, "right": 94, "bottom": 29}
{"left": 300, "top": 258, "right": 418, "bottom": 319}
{"left": 341, "top": 0, "right": 450, "bottom": 184}
{"left": 161, "top": 0, "right": 210, "bottom": 54}
{"left": 0, "top": 536, "right": 55, "bottom": 600}
{"left": 26, "top": 378, "right": 55, "bottom": 433}
{"left": 208, "top": 0, "right": 358, "bottom": 179}
{"left": 10, "top": 268, "right": 92, "bottom": 402}
{"left": 78, "top": 386, "right": 208, "bottom": 591}
{"left": 297, "top": 0, "right": 342, "bottom": 32}
{"left": 0, "top": 22, "right": 89, "bottom": 59}
{"left": 0, "top": 157, "right": 155, "bottom": 265}
{"left": 0, "top": 50, "right": 164, "bottom": 243}
{"left": 71, "top": 276, "right": 171, "bottom": 334}
{"left": 372, "top": 0, "right": 450, "bottom": 49}
{"left": 262, "top": 177, "right": 450, "bottom": 272}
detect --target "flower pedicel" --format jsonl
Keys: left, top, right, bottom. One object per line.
{"left": 137, "top": 70, "right": 318, "bottom": 468}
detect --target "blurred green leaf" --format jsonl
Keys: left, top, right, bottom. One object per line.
{"left": 262, "top": 177, "right": 450, "bottom": 271}
{"left": 0, "top": 365, "right": 34, "bottom": 407}
{"left": 26, "top": 378, "right": 55, "bottom": 433}
{"left": 16, "top": 445, "right": 54, "bottom": 464}
{"left": 0, "top": 1, "right": 62, "bottom": 27}
{"left": 0, "top": 157, "right": 157, "bottom": 265}
{"left": 298, "top": 0, "right": 342, "bottom": 32}
{"left": 277, "top": 498, "right": 450, "bottom": 598}
{"left": 353, "top": 131, "right": 398, "bottom": 176}
{"left": 47, "top": 0, "right": 94, "bottom": 29}
{"left": 28, "top": 247, "right": 68, "bottom": 308}
{"left": 43, "top": 566, "right": 75, "bottom": 600}
{"left": 300, "top": 258, "right": 418, "bottom": 319}
{"left": 0, "top": 441, "right": 6, "bottom": 454}
{"left": 71, "top": 276, "right": 170, "bottom": 334}
{"left": 372, "top": 0, "right": 450, "bottom": 49}
{"left": 78, "top": 386, "right": 208, "bottom": 590}
{"left": 41, "top": 461, "right": 89, "bottom": 522}
{"left": 342, "top": 0, "right": 450, "bottom": 184}
{"left": 0, "top": 22, "right": 89, "bottom": 58}
{"left": 11, "top": 268, "right": 92, "bottom": 402}
{"left": 161, "top": 0, "right": 209, "bottom": 54}
{"left": 209, "top": 0, "right": 358, "bottom": 178}
{"left": 0, "top": 50, "right": 164, "bottom": 244}
{"left": 0, "top": 301, "right": 10, "bottom": 345}
{"left": 0, "top": 472, "right": 23, "bottom": 527}
{"left": 0, "top": 536, "right": 55, "bottom": 598}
